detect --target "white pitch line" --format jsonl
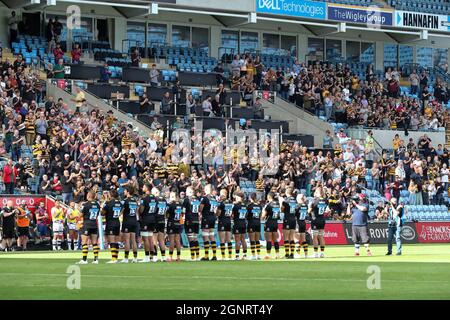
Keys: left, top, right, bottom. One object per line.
{"left": 0, "top": 273, "right": 449, "bottom": 284}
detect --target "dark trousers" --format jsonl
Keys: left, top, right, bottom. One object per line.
{"left": 10, "top": 29, "right": 17, "bottom": 47}
{"left": 387, "top": 225, "right": 402, "bottom": 254}
{"left": 4, "top": 182, "right": 15, "bottom": 195}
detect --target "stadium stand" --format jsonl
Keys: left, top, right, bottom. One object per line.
{"left": 390, "top": 0, "right": 450, "bottom": 15}
{"left": 1, "top": 0, "right": 450, "bottom": 256}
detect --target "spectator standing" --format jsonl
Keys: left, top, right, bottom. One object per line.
{"left": 35, "top": 201, "right": 50, "bottom": 243}
{"left": 73, "top": 87, "right": 86, "bottom": 113}
{"left": 131, "top": 48, "right": 140, "bottom": 67}
{"left": 202, "top": 96, "right": 212, "bottom": 117}
{"left": 213, "top": 63, "right": 225, "bottom": 86}
{"left": 24, "top": 111, "right": 36, "bottom": 146}
{"left": 419, "top": 70, "right": 429, "bottom": 94}
{"left": 322, "top": 130, "right": 334, "bottom": 149}
{"left": 231, "top": 55, "right": 241, "bottom": 78}
{"left": 8, "top": 11, "right": 18, "bottom": 47}
{"left": 254, "top": 56, "right": 264, "bottom": 88}
{"left": 216, "top": 83, "right": 227, "bottom": 105}
{"left": 186, "top": 94, "right": 196, "bottom": 115}
{"left": 139, "top": 93, "right": 152, "bottom": 113}
{"left": 53, "top": 17, "right": 63, "bottom": 43}
{"left": 211, "top": 94, "right": 222, "bottom": 117}
{"left": 35, "top": 111, "right": 48, "bottom": 141}
{"left": 53, "top": 59, "right": 65, "bottom": 79}
{"left": 46, "top": 18, "right": 54, "bottom": 43}
{"left": 409, "top": 69, "right": 420, "bottom": 95}
{"left": 253, "top": 97, "right": 264, "bottom": 119}
{"left": 100, "top": 62, "right": 112, "bottom": 83}
{"left": 3, "top": 159, "right": 18, "bottom": 194}
{"left": 149, "top": 64, "right": 160, "bottom": 87}
{"left": 160, "top": 92, "right": 173, "bottom": 114}
{"left": 53, "top": 43, "right": 64, "bottom": 61}
{"left": 71, "top": 43, "right": 82, "bottom": 64}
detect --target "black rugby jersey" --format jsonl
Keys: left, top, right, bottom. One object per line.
{"left": 156, "top": 197, "right": 168, "bottom": 223}
{"left": 167, "top": 201, "right": 184, "bottom": 226}
{"left": 81, "top": 201, "right": 101, "bottom": 228}
{"left": 140, "top": 194, "right": 158, "bottom": 223}
{"left": 123, "top": 197, "right": 139, "bottom": 225}
{"left": 184, "top": 197, "right": 200, "bottom": 224}
{"left": 103, "top": 199, "right": 122, "bottom": 227}
{"left": 218, "top": 200, "right": 234, "bottom": 222}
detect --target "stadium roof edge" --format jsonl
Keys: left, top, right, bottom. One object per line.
{"left": 49, "top": 0, "right": 450, "bottom": 38}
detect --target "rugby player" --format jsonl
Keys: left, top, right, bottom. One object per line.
{"left": 101, "top": 189, "right": 122, "bottom": 263}
{"left": 138, "top": 184, "right": 158, "bottom": 263}
{"left": 166, "top": 191, "right": 183, "bottom": 262}
{"left": 262, "top": 192, "right": 281, "bottom": 259}
{"left": 295, "top": 193, "right": 309, "bottom": 258}
{"left": 183, "top": 186, "right": 201, "bottom": 261}
{"left": 77, "top": 191, "right": 101, "bottom": 264}
{"left": 216, "top": 189, "right": 233, "bottom": 260}
{"left": 66, "top": 201, "right": 80, "bottom": 251}
{"left": 247, "top": 193, "right": 262, "bottom": 260}
{"left": 281, "top": 188, "right": 297, "bottom": 259}
{"left": 309, "top": 190, "right": 327, "bottom": 258}
{"left": 154, "top": 188, "right": 168, "bottom": 262}
{"left": 199, "top": 184, "right": 218, "bottom": 261}
{"left": 120, "top": 186, "right": 139, "bottom": 263}
{"left": 51, "top": 201, "right": 65, "bottom": 251}
{"left": 232, "top": 191, "right": 247, "bottom": 260}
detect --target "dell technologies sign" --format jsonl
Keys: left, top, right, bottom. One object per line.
{"left": 256, "top": 0, "right": 326, "bottom": 20}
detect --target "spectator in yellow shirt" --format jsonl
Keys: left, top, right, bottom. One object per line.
{"left": 392, "top": 134, "right": 401, "bottom": 150}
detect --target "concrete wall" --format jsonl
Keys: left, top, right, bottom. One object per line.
{"left": 46, "top": 80, "right": 154, "bottom": 138}
{"left": 260, "top": 94, "right": 333, "bottom": 148}
{"left": 177, "top": 0, "right": 255, "bottom": 12}
{"left": 0, "top": 3, "right": 12, "bottom": 48}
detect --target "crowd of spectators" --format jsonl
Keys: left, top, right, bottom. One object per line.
{"left": 2, "top": 39, "right": 450, "bottom": 225}
{"left": 222, "top": 54, "right": 450, "bottom": 132}
{"left": 1, "top": 70, "right": 449, "bottom": 222}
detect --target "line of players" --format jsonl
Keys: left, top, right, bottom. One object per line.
{"left": 76, "top": 184, "right": 328, "bottom": 264}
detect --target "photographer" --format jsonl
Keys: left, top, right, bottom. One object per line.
{"left": 386, "top": 198, "right": 404, "bottom": 256}
{"left": 347, "top": 193, "right": 372, "bottom": 256}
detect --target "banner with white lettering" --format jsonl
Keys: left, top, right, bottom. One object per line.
{"left": 256, "top": 0, "right": 326, "bottom": 20}
{"left": 395, "top": 10, "right": 448, "bottom": 31}
{"left": 328, "top": 4, "right": 393, "bottom": 27}
{"left": 0, "top": 195, "right": 46, "bottom": 215}
{"left": 343, "top": 222, "right": 418, "bottom": 244}
{"left": 417, "top": 222, "right": 450, "bottom": 243}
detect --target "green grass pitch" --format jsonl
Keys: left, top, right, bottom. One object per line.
{"left": 1, "top": 244, "right": 450, "bottom": 300}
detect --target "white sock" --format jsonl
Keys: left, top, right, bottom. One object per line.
{"left": 364, "top": 244, "right": 370, "bottom": 252}
{"left": 355, "top": 244, "right": 360, "bottom": 253}
{"left": 52, "top": 239, "right": 57, "bottom": 250}
{"left": 56, "top": 239, "right": 61, "bottom": 249}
